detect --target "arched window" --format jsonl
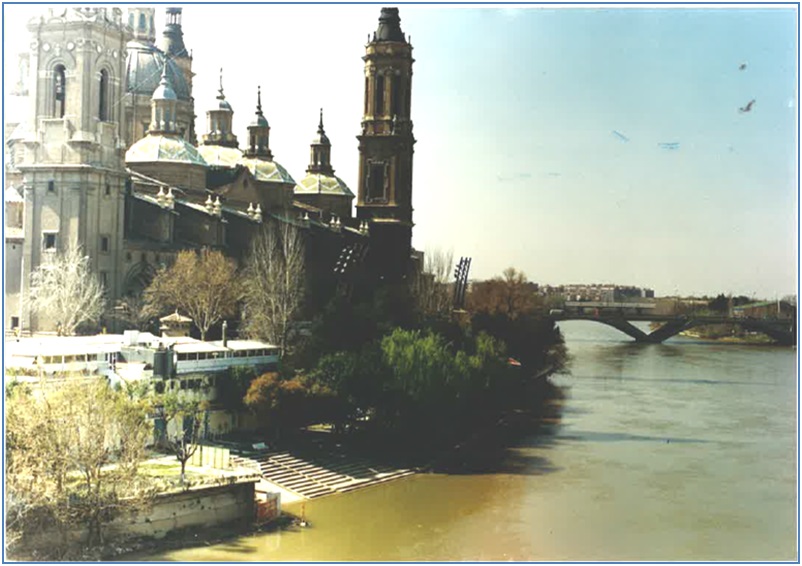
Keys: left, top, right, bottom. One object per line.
{"left": 98, "top": 69, "right": 109, "bottom": 121}
{"left": 53, "top": 65, "right": 66, "bottom": 117}
{"left": 138, "top": 13, "right": 146, "bottom": 31}
{"left": 128, "top": 12, "right": 134, "bottom": 28}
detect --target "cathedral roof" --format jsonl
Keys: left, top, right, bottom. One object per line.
{"left": 294, "top": 173, "right": 354, "bottom": 198}
{"left": 240, "top": 157, "right": 296, "bottom": 185}
{"left": 125, "top": 135, "right": 207, "bottom": 167}
{"left": 126, "top": 40, "right": 191, "bottom": 101}
{"left": 198, "top": 145, "right": 243, "bottom": 168}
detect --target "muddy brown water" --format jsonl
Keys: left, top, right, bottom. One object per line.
{"left": 140, "top": 321, "right": 797, "bottom": 561}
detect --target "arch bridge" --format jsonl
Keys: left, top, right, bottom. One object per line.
{"left": 550, "top": 303, "right": 796, "bottom": 346}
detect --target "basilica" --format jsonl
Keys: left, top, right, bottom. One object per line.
{"left": 4, "top": 6, "right": 417, "bottom": 333}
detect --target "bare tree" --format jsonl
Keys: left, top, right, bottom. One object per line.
{"left": 468, "top": 267, "right": 536, "bottom": 319}
{"left": 143, "top": 249, "right": 241, "bottom": 340}
{"left": 5, "top": 379, "right": 154, "bottom": 556}
{"left": 242, "top": 220, "right": 306, "bottom": 353}
{"left": 410, "top": 248, "right": 454, "bottom": 318}
{"left": 156, "top": 392, "right": 206, "bottom": 488}
{"left": 27, "top": 245, "right": 105, "bottom": 335}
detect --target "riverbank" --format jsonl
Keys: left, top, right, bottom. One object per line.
{"left": 679, "top": 330, "right": 781, "bottom": 345}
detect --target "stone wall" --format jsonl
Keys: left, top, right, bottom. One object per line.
{"left": 109, "top": 481, "right": 257, "bottom": 540}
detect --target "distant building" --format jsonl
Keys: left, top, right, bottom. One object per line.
{"left": 542, "top": 283, "right": 655, "bottom": 303}
{"left": 733, "top": 300, "right": 795, "bottom": 319}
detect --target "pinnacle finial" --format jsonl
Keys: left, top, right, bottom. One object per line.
{"left": 217, "top": 67, "right": 225, "bottom": 100}
{"left": 257, "top": 86, "right": 263, "bottom": 115}
{"left": 318, "top": 108, "right": 324, "bottom": 132}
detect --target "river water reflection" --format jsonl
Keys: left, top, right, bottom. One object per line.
{"left": 147, "top": 322, "right": 797, "bottom": 561}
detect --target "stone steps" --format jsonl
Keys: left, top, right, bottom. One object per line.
{"left": 241, "top": 449, "right": 416, "bottom": 500}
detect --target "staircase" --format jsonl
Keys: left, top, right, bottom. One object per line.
{"left": 244, "top": 450, "right": 416, "bottom": 500}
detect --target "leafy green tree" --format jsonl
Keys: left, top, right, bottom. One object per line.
{"left": 243, "top": 372, "right": 335, "bottom": 439}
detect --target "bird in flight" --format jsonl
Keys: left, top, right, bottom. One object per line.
{"left": 612, "top": 130, "right": 630, "bottom": 142}
{"left": 739, "top": 99, "right": 756, "bottom": 113}
{"left": 738, "top": 62, "right": 747, "bottom": 71}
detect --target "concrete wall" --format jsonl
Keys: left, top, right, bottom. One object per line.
{"left": 108, "top": 481, "right": 257, "bottom": 540}
{"left": 14, "top": 480, "right": 259, "bottom": 556}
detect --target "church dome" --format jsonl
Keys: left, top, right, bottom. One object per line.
{"left": 250, "top": 113, "right": 269, "bottom": 128}
{"left": 126, "top": 135, "right": 207, "bottom": 167}
{"left": 240, "top": 156, "right": 296, "bottom": 185}
{"left": 126, "top": 40, "right": 190, "bottom": 101}
{"left": 198, "top": 145, "right": 243, "bottom": 168}
{"left": 294, "top": 173, "right": 354, "bottom": 197}
{"left": 311, "top": 129, "right": 330, "bottom": 146}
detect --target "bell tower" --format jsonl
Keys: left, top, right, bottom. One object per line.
{"left": 356, "top": 7, "right": 415, "bottom": 281}
{"left": 15, "top": 7, "right": 131, "bottom": 331}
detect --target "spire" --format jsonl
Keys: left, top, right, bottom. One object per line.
{"left": 245, "top": 85, "right": 271, "bottom": 158}
{"left": 307, "top": 108, "right": 333, "bottom": 175}
{"left": 201, "top": 68, "right": 237, "bottom": 147}
{"left": 314, "top": 108, "right": 330, "bottom": 145}
{"left": 149, "top": 61, "right": 178, "bottom": 133}
{"left": 152, "top": 61, "right": 176, "bottom": 101}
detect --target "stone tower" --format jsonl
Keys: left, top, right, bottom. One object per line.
{"left": 13, "top": 7, "right": 131, "bottom": 331}
{"left": 356, "top": 7, "right": 415, "bottom": 281}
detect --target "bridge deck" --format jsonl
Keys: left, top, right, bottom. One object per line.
{"left": 551, "top": 313, "right": 795, "bottom": 345}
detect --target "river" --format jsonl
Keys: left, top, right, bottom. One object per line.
{"left": 143, "top": 321, "right": 797, "bottom": 561}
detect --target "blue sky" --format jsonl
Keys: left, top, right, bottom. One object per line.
{"left": 4, "top": 4, "right": 798, "bottom": 298}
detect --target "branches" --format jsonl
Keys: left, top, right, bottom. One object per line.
{"left": 27, "top": 245, "right": 105, "bottom": 334}
{"left": 143, "top": 249, "right": 241, "bottom": 340}
{"left": 5, "top": 379, "right": 154, "bottom": 554}
{"left": 241, "top": 220, "right": 306, "bottom": 353}
{"left": 410, "top": 248, "right": 454, "bottom": 319}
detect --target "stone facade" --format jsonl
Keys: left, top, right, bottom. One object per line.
{"left": 5, "top": 6, "right": 416, "bottom": 332}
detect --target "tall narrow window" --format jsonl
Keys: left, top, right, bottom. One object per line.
{"left": 375, "top": 75, "right": 385, "bottom": 116}
{"left": 54, "top": 65, "right": 66, "bottom": 118}
{"left": 138, "top": 13, "right": 146, "bottom": 31}
{"left": 100, "top": 235, "right": 109, "bottom": 253}
{"left": 47, "top": 180, "right": 55, "bottom": 193}
{"left": 364, "top": 76, "right": 369, "bottom": 115}
{"left": 367, "top": 162, "right": 387, "bottom": 202}
{"left": 391, "top": 76, "right": 401, "bottom": 117}
{"left": 98, "top": 69, "right": 109, "bottom": 121}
